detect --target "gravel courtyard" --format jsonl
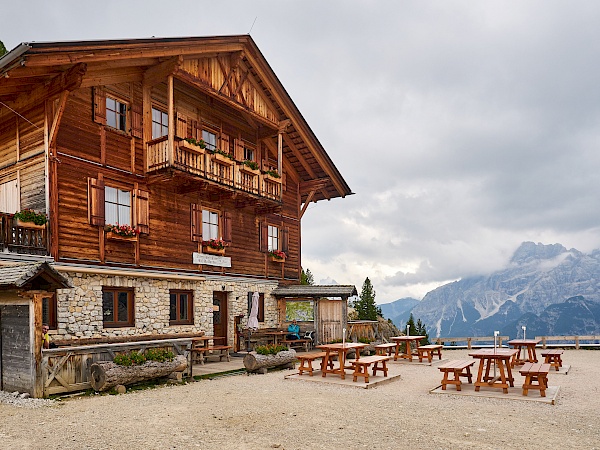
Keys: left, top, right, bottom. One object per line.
{"left": 0, "top": 349, "right": 598, "bottom": 449}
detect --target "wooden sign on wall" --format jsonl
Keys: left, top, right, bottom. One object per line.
{"left": 193, "top": 252, "right": 232, "bottom": 267}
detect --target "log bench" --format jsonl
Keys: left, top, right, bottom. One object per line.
{"left": 437, "top": 359, "right": 475, "bottom": 391}
{"left": 374, "top": 342, "right": 397, "bottom": 356}
{"left": 416, "top": 344, "right": 443, "bottom": 363}
{"left": 540, "top": 349, "right": 564, "bottom": 371}
{"left": 190, "top": 345, "right": 232, "bottom": 365}
{"left": 348, "top": 355, "right": 390, "bottom": 383}
{"left": 519, "top": 362, "right": 550, "bottom": 397}
{"left": 282, "top": 339, "right": 311, "bottom": 352}
{"left": 296, "top": 352, "right": 334, "bottom": 376}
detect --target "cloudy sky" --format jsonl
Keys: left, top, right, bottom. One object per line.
{"left": 3, "top": 1, "right": 600, "bottom": 304}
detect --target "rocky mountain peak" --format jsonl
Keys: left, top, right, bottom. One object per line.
{"left": 509, "top": 241, "right": 568, "bottom": 265}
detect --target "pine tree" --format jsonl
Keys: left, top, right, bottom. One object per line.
{"left": 0, "top": 41, "right": 7, "bottom": 57}
{"left": 416, "top": 318, "right": 430, "bottom": 345}
{"left": 300, "top": 268, "right": 314, "bottom": 285}
{"left": 353, "top": 277, "right": 381, "bottom": 320}
{"left": 405, "top": 313, "right": 417, "bottom": 336}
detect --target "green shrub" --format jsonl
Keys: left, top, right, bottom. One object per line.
{"left": 113, "top": 348, "right": 174, "bottom": 366}
{"left": 357, "top": 337, "right": 372, "bottom": 344}
{"left": 255, "top": 344, "right": 287, "bottom": 355}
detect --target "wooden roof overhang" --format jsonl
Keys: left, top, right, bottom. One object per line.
{"left": 0, "top": 36, "right": 353, "bottom": 208}
{"left": 0, "top": 262, "right": 72, "bottom": 292}
{"left": 272, "top": 284, "right": 358, "bottom": 300}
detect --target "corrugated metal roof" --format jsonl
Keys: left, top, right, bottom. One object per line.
{"left": 0, "top": 262, "right": 72, "bottom": 290}
{"left": 272, "top": 284, "right": 357, "bottom": 298}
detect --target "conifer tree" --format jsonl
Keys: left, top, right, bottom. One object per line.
{"left": 0, "top": 41, "right": 7, "bottom": 57}
{"left": 405, "top": 313, "right": 417, "bottom": 336}
{"left": 353, "top": 277, "right": 381, "bottom": 320}
{"left": 300, "top": 268, "right": 314, "bottom": 285}
{"left": 416, "top": 318, "right": 430, "bottom": 345}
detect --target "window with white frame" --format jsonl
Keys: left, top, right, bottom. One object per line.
{"left": 202, "top": 130, "right": 217, "bottom": 151}
{"left": 243, "top": 146, "right": 255, "bottom": 161}
{"left": 105, "top": 186, "right": 131, "bottom": 226}
{"left": 152, "top": 107, "right": 169, "bottom": 139}
{"left": 202, "top": 209, "right": 219, "bottom": 240}
{"left": 268, "top": 225, "right": 279, "bottom": 251}
{"left": 106, "top": 97, "right": 128, "bottom": 132}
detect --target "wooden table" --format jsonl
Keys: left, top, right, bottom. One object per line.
{"left": 508, "top": 339, "right": 540, "bottom": 367}
{"left": 191, "top": 336, "right": 228, "bottom": 364}
{"left": 316, "top": 343, "right": 367, "bottom": 380}
{"left": 390, "top": 336, "right": 425, "bottom": 361}
{"left": 469, "top": 348, "right": 519, "bottom": 394}
{"left": 263, "top": 330, "right": 287, "bottom": 345}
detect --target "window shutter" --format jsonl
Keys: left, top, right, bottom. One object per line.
{"left": 259, "top": 293, "right": 265, "bottom": 323}
{"left": 191, "top": 203, "right": 203, "bottom": 242}
{"left": 281, "top": 227, "right": 289, "bottom": 254}
{"left": 135, "top": 189, "right": 149, "bottom": 234}
{"left": 234, "top": 138, "right": 244, "bottom": 161}
{"left": 259, "top": 222, "right": 268, "bottom": 252}
{"left": 88, "top": 177, "right": 105, "bottom": 226}
{"left": 131, "top": 103, "right": 143, "bottom": 138}
{"left": 92, "top": 87, "right": 106, "bottom": 125}
{"left": 220, "top": 133, "right": 230, "bottom": 154}
{"left": 176, "top": 112, "right": 187, "bottom": 139}
{"left": 223, "top": 211, "right": 232, "bottom": 243}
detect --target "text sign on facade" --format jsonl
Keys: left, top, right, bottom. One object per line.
{"left": 193, "top": 252, "right": 232, "bottom": 268}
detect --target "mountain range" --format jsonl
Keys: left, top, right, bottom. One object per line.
{"left": 381, "top": 242, "right": 600, "bottom": 338}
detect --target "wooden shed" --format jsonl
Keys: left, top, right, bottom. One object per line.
{"left": 271, "top": 285, "right": 357, "bottom": 344}
{"left": 0, "top": 262, "right": 71, "bottom": 397}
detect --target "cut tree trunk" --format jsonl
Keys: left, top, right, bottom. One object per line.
{"left": 90, "top": 355, "right": 187, "bottom": 392}
{"left": 243, "top": 350, "right": 296, "bottom": 373}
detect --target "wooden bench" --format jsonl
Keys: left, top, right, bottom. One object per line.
{"left": 519, "top": 362, "right": 550, "bottom": 397}
{"left": 437, "top": 359, "right": 475, "bottom": 391}
{"left": 190, "top": 345, "right": 232, "bottom": 365}
{"left": 348, "top": 355, "right": 390, "bottom": 383}
{"left": 282, "top": 339, "right": 311, "bottom": 352}
{"left": 374, "top": 342, "right": 397, "bottom": 356}
{"left": 540, "top": 349, "right": 564, "bottom": 371}
{"left": 296, "top": 352, "right": 334, "bottom": 376}
{"left": 416, "top": 344, "right": 443, "bottom": 363}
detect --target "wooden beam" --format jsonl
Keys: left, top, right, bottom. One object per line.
{"left": 300, "top": 190, "right": 316, "bottom": 219}
{"left": 143, "top": 56, "right": 182, "bottom": 86}
{"left": 299, "top": 178, "right": 330, "bottom": 195}
{"left": 283, "top": 134, "right": 317, "bottom": 178}
{"left": 167, "top": 75, "right": 174, "bottom": 166}
{"left": 48, "top": 91, "right": 69, "bottom": 149}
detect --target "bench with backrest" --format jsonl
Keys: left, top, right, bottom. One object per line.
{"left": 296, "top": 352, "right": 334, "bottom": 376}
{"left": 190, "top": 345, "right": 232, "bottom": 365}
{"left": 416, "top": 344, "right": 443, "bottom": 363}
{"left": 437, "top": 359, "right": 475, "bottom": 391}
{"left": 282, "top": 339, "right": 311, "bottom": 352}
{"left": 519, "top": 362, "right": 550, "bottom": 397}
{"left": 348, "top": 355, "right": 390, "bottom": 383}
{"left": 540, "top": 349, "right": 564, "bottom": 371}
{"left": 374, "top": 342, "right": 397, "bottom": 356}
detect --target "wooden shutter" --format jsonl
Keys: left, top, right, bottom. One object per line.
{"left": 259, "top": 222, "right": 268, "bottom": 252}
{"left": 223, "top": 211, "right": 232, "bottom": 243}
{"left": 234, "top": 138, "right": 244, "bottom": 161}
{"left": 131, "top": 103, "right": 143, "bottom": 138}
{"left": 135, "top": 189, "right": 149, "bottom": 234}
{"left": 259, "top": 293, "right": 265, "bottom": 322}
{"left": 92, "top": 87, "right": 106, "bottom": 124}
{"left": 220, "top": 133, "right": 230, "bottom": 154}
{"left": 88, "top": 177, "right": 105, "bottom": 226}
{"left": 191, "top": 203, "right": 203, "bottom": 242}
{"left": 281, "top": 226, "right": 289, "bottom": 254}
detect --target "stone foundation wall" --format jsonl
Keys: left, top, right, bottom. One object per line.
{"left": 54, "top": 271, "right": 278, "bottom": 345}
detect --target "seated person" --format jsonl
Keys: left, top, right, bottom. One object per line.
{"left": 286, "top": 320, "right": 300, "bottom": 340}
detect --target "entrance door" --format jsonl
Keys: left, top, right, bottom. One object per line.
{"left": 213, "top": 292, "right": 228, "bottom": 338}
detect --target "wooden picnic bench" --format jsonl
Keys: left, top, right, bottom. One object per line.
{"left": 540, "top": 349, "right": 564, "bottom": 371}
{"left": 416, "top": 344, "right": 443, "bottom": 363}
{"left": 519, "top": 362, "right": 551, "bottom": 397}
{"left": 348, "top": 355, "right": 390, "bottom": 383}
{"left": 374, "top": 342, "right": 397, "bottom": 356}
{"left": 296, "top": 352, "right": 334, "bottom": 376}
{"left": 282, "top": 339, "right": 311, "bottom": 352}
{"left": 437, "top": 359, "right": 475, "bottom": 391}
{"left": 190, "top": 345, "right": 232, "bottom": 365}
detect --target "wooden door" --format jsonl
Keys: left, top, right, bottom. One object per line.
{"left": 213, "top": 292, "right": 228, "bottom": 338}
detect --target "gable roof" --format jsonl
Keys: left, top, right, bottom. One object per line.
{"left": 0, "top": 262, "right": 72, "bottom": 291}
{"left": 0, "top": 35, "right": 352, "bottom": 203}
{"left": 272, "top": 284, "right": 358, "bottom": 298}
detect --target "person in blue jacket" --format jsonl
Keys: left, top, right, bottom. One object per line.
{"left": 286, "top": 320, "right": 300, "bottom": 340}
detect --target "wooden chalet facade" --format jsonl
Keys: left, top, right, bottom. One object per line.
{"left": 0, "top": 36, "right": 351, "bottom": 352}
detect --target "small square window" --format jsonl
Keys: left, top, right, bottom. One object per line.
{"left": 106, "top": 97, "right": 127, "bottom": 132}
{"left": 152, "top": 107, "right": 169, "bottom": 139}
{"left": 102, "top": 288, "right": 134, "bottom": 327}
{"left": 105, "top": 186, "right": 131, "bottom": 226}
{"left": 244, "top": 147, "right": 254, "bottom": 161}
{"left": 170, "top": 290, "right": 193, "bottom": 325}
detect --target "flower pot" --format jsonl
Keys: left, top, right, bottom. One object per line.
{"left": 211, "top": 152, "right": 234, "bottom": 166}
{"left": 15, "top": 219, "right": 46, "bottom": 230}
{"left": 179, "top": 140, "right": 205, "bottom": 153}
{"left": 106, "top": 232, "right": 138, "bottom": 242}
{"left": 270, "top": 255, "right": 285, "bottom": 263}
{"left": 240, "top": 165, "right": 261, "bottom": 176}
{"left": 263, "top": 173, "right": 282, "bottom": 184}
{"left": 203, "top": 245, "right": 225, "bottom": 256}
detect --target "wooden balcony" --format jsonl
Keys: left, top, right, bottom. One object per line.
{"left": 147, "top": 138, "right": 281, "bottom": 202}
{"left": 0, "top": 213, "right": 49, "bottom": 255}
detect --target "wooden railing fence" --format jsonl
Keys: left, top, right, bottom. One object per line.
{"left": 433, "top": 336, "right": 509, "bottom": 349}
{"left": 535, "top": 335, "right": 600, "bottom": 349}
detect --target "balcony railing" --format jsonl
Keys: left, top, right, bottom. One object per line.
{"left": 0, "top": 213, "right": 49, "bottom": 255}
{"left": 147, "top": 138, "right": 281, "bottom": 202}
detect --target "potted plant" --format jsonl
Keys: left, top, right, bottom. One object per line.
{"left": 209, "top": 149, "right": 234, "bottom": 165}
{"left": 105, "top": 224, "right": 139, "bottom": 241}
{"left": 269, "top": 249, "right": 286, "bottom": 262}
{"left": 241, "top": 160, "right": 260, "bottom": 173}
{"left": 262, "top": 169, "right": 282, "bottom": 183}
{"left": 14, "top": 209, "right": 47, "bottom": 229}
{"left": 179, "top": 137, "right": 206, "bottom": 152}
{"left": 202, "top": 238, "right": 228, "bottom": 256}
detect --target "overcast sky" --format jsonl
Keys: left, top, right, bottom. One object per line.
{"left": 3, "top": 1, "right": 600, "bottom": 304}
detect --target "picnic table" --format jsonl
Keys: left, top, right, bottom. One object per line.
{"left": 316, "top": 342, "right": 367, "bottom": 380}
{"left": 508, "top": 339, "right": 540, "bottom": 367}
{"left": 468, "top": 348, "right": 519, "bottom": 394}
{"left": 390, "top": 336, "right": 425, "bottom": 361}
{"left": 190, "top": 336, "right": 230, "bottom": 364}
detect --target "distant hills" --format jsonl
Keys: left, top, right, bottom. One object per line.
{"left": 381, "top": 242, "right": 600, "bottom": 339}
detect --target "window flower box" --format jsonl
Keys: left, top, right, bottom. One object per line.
{"left": 14, "top": 209, "right": 48, "bottom": 229}
{"left": 239, "top": 164, "right": 261, "bottom": 176}
{"left": 269, "top": 250, "right": 286, "bottom": 262}
{"left": 202, "top": 238, "right": 228, "bottom": 256}
{"left": 262, "top": 171, "right": 282, "bottom": 184}
{"left": 179, "top": 138, "right": 205, "bottom": 153}
{"left": 105, "top": 224, "right": 139, "bottom": 242}
{"left": 106, "top": 232, "right": 138, "bottom": 242}
{"left": 15, "top": 219, "right": 46, "bottom": 230}
{"left": 203, "top": 245, "right": 226, "bottom": 256}
{"left": 210, "top": 151, "right": 234, "bottom": 166}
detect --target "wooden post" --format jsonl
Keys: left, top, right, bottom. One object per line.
{"left": 30, "top": 292, "right": 45, "bottom": 398}
{"left": 467, "top": 338, "right": 472, "bottom": 349}
{"left": 575, "top": 336, "right": 579, "bottom": 349}
{"left": 167, "top": 75, "right": 174, "bottom": 166}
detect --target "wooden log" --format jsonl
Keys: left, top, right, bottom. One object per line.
{"left": 243, "top": 350, "right": 296, "bottom": 373}
{"left": 90, "top": 355, "right": 187, "bottom": 391}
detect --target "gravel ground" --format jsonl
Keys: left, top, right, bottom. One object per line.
{"left": 0, "top": 349, "right": 598, "bottom": 449}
